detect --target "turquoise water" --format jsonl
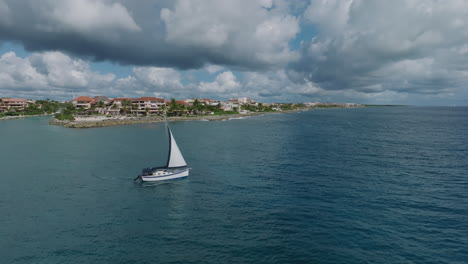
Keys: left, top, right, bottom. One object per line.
{"left": 1, "top": 107, "right": 467, "bottom": 263}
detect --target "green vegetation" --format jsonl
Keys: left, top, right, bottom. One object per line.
{"left": 54, "top": 113, "right": 74, "bottom": 121}
{"left": 257, "top": 103, "right": 275, "bottom": 112}
{"left": 36, "top": 100, "right": 62, "bottom": 113}
{"left": 53, "top": 102, "right": 75, "bottom": 121}
{"left": 0, "top": 99, "right": 64, "bottom": 118}
{"left": 1, "top": 97, "right": 313, "bottom": 121}
{"left": 121, "top": 99, "right": 132, "bottom": 114}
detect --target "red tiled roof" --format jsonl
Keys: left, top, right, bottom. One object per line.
{"left": 134, "top": 97, "right": 165, "bottom": 102}
{"left": 72, "top": 96, "right": 94, "bottom": 102}
{"left": 176, "top": 100, "right": 189, "bottom": 105}
{"left": 2, "top": 98, "right": 26, "bottom": 102}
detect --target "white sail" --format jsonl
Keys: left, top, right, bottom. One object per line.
{"left": 167, "top": 127, "right": 187, "bottom": 168}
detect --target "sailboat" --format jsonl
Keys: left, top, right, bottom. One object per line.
{"left": 136, "top": 124, "right": 189, "bottom": 182}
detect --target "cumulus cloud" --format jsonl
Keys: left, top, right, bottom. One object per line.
{"left": 132, "top": 67, "right": 184, "bottom": 91}
{"left": 0, "top": 51, "right": 114, "bottom": 98}
{"left": 0, "top": 0, "right": 299, "bottom": 70}
{"left": 297, "top": 0, "right": 468, "bottom": 98}
{"left": 243, "top": 70, "right": 325, "bottom": 99}
{"left": 198, "top": 71, "right": 241, "bottom": 93}
{"left": 1, "top": 0, "right": 468, "bottom": 104}
{"left": 0, "top": 52, "right": 47, "bottom": 90}
{"left": 45, "top": 0, "right": 141, "bottom": 34}
{"left": 160, "top": 0, "right": 300, "bottom": 67}
{"left": 205, "top": 65, "right": 224, "bottom": 74}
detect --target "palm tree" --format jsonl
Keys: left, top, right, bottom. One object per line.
{"left": 192, "top": 99, "right": 203, "bottom": 115}
{"left": 131, "top": 103, "right": 138, "bottom": 115}
{"left": 177, "top": 99, "right": 185, "bottom": 115}
{"left": 159, "top": 104, "right": 166, "bottom": 115}
{"left": 169, "top": 98, "right": 177, "bottom": 114}
{"left": 121, "top": 100, "right": 131, "bottom": 115}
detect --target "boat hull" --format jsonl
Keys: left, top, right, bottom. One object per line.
{"left": 140, "top": 168, "right": 189, "bottom": 182}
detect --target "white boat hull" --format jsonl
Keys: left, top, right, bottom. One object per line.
{"left": 140, "top": 168, "right": 189, "bottom": 182}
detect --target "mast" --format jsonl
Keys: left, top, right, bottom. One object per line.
{"left": 165, "top": 124, "right": 172, "bottom": 168}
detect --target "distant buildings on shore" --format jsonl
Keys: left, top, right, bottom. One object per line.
{"left": 304, "top": 102, "right": 362, "bottom": 108}
{"left": 66, "top": 96, "right": 262, "bottom": 115}
{"left": 1, "top": 95, "right": 362, "bottom": 115}
{"left": 0, "top": 98, "right": 34, "bottom": 113}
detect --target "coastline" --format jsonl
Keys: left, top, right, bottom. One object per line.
{"left": 0, "top": 113, "right": 53, "bottom": 121}
{"left": 49, "top": 109, "right": 308, "bottom": 128}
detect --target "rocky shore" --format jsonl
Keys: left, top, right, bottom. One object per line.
{"left": 48, "top": 111, "right": 297, "bottom": 128}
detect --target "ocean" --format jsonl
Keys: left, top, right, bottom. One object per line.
{"left": 1, "top": 107, "right": 467, "bottom": 264}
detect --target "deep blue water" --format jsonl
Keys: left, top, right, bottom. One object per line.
{"left": 1, "top": 107, "right": 467, "bottom": 264}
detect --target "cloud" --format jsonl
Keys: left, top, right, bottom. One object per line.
{"left": 2, "top": 0, "right": 468, "bottom": 105}
{"left": 0, "top": 51, "right": 115, "bottom": 98}
{"left": 160, "top": 0, "right": 300, "bottom": 67}
{"left": 205, "top": 65, "right": 224, "bottom": 74}
{"left": 198, "top": 71, "right": 241, "bottom": 93}
{"left": 0, "top": 0, "right": 11, "bottom": 25}
{"left": 0, "top": 0, "right": 299, "bottom": 70}
{"left": 132, "top": 67, "right": 184, "bottom": 92}
{"left": 0, "top": 52, "right": 47, "bottom": 90}
{"left": 1, "top": 50, "right": 463, "bottom": 104}
{"left": 243, "top": 70, "right": 325, "bottom": 99}
{"left": 45, "top": 0, "right": 141, "bottom": 34}
{"left": 296, "top": 0, "right": 468, "bottom": 98}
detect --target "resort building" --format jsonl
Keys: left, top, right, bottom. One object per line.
{"left": 130, "top": 97, "right": 166, "bottom": 115}
{"left": 0, "top": 98, "right": 29, "bottom": 112}
{"left": 198, "top": 98, "right": 212, "bottom": 104}
{"left": 0, "top": 99, "right": 7, "bottom": 112}
{"left": 209, "top": 101, "right": 221, "bottom": 106}
{"left": 92, "top": 96, "right": 109, "bottom": 103}
{"left": 228, "top": 97, "right": 258, "bottom": 106}
{"left": 221, "top": 101, "right": 241, "bottom": 112}
{"left": 104, "top": 98, "right": 131, "bottom": 115}
{"left": 71, "top": 96, "right": 94, "bottom": 109}
{"left": 183, "top": 98, "right": 195, "bottom": 105}
{"left": 182, "top": 98, "right": 218, "bottom": 106}
{"left": 175, "top": 100, "right": 189, "bottom": 107}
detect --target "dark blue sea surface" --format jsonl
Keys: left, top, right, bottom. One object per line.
{"left": 1, "top": 107, "right": 467, "bottom": 264}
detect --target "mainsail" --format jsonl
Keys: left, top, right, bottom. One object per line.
{"left": 166, "top": 126, "right": 187, "bottom": 168}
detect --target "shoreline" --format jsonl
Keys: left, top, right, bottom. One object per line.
{"left": 49, "top": 109, "right": 309, "bottom": 128}
{"left": 0, "top": 113, "right": 53, "bottom": 121}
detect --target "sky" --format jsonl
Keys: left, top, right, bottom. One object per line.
{"left": 1, "top": 0, "right": 468, "bottom": 105}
